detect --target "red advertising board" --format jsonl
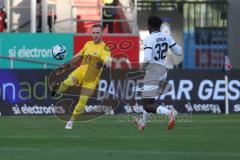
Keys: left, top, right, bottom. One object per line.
{"left": 74, "top": 36, "right": 140, "bottom": 68}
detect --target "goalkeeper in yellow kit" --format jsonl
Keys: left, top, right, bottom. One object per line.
{"left": 51, "top": 24, "right": 111, "bottom": 129}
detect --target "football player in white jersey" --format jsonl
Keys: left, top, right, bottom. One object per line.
{"left": 134, "top": 16, "right": 182, "bottom": 130}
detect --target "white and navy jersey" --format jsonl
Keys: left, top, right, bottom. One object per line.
{"left": 143, "top": 31, "right": 181, "bottom": 66}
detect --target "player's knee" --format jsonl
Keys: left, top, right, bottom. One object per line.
{"left": 81, "top": 87, "right": 95, "bottom": 97}
{"left": 71, "top": 77, "right": 78, "bottom": 86}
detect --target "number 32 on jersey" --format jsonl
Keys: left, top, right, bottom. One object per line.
{"left": 154, "top": 42, "right": 168, "bottom": 61}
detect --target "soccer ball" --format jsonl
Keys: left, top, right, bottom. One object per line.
{"left": 52, "top": 45, "right": 67, "bottom": 60}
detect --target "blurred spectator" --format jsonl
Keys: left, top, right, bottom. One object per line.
{"left": 129, "top": 0, "right": 134, "bottom": 12}
{"left": 37, "top": 0, "right": 42, "bottom": 32}
{"left": 47, "top": 2, "right": 57, "bottom": 32}
{"left": 0, "top": 5, "right": 7, "bottom": 32}
{"left": 102, "top": 0, "right": 118, "bottom": 33}
{"left": 37, "top": 0, "right": 57, "bottom": 32}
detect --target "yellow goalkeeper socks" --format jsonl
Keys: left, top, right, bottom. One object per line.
{"left": 70, "top": 95, "right": 89, "bottom": 121}
{"left": 59, "top": 83, "right": 69, "bottom": 93}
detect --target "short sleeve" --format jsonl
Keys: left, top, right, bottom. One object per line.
{"left": 78, "top": 42, "right": 88, "bottom": 57}
{"left": 102, "top": 45, "right": 111, "bottom": 63}
{"left": 143, "top": 36, "right": 153, "bottom": 63}
{"left": 143, "top": 36, "right": 152, "bottom": 50}
{"left": 168, "top": 36, "right": 177, "bottom": 48}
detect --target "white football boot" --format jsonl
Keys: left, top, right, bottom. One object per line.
{"left": 133, "top": 117, "right": 145, "bottom": 131}
{"left": 65, "top": 120, "right": 73, "bottom": 130}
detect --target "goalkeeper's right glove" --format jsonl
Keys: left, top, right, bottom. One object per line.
{"left": 60, "top": 61, "right": 71, "bottom": 69}
{"left": 56, "top": 61, "right": 71, "bottom": 75}
{"left": 51, "top": 82, "right": 60, "bottom": 98}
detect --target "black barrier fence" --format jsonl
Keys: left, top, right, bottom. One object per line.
{"left": 0, "top": 69, "right": 239, "bottom": 116}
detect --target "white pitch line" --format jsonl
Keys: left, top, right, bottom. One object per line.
{"left": 0, "top": 147, "right": 240, "bottom": 156}
{"left": 0, "top": 135, "right": 173, "bottom": 139}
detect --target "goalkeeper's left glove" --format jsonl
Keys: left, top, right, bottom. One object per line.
{"left": 96, "top": 61, "right": 105, "bottom": 70}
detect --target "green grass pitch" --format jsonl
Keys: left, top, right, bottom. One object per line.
{"left": 0, "top": 114, "right": 240, "bottom": 160}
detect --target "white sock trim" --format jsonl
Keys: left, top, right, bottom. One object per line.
{"left": 156, "top": 105, "right": 171, "bottom": 116}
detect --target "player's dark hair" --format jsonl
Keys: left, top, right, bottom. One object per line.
{"left": 92, "top": 24, "right": 103, "bottom": 31}
{"left": 148, "top": 16, "right": 162, "bottom": 29}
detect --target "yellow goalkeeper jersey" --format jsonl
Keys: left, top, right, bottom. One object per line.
{"left": 77, "top": 40, "right": 111, "bottom": 82}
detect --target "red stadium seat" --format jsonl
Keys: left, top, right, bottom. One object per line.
{"left": 74, "top": 0, "right": 101, "bottom": 33}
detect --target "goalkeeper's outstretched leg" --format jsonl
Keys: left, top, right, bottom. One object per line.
{"left": 65, "top": 94, "right": 90, "bottom": 129}
{"left": 50, "top": 24, "right": 112, "bottom": 129}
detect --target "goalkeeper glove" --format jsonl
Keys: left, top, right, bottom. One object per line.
{"left": 51, "top": 82, "right": 60, "bottom": 98}
{"left": 96, "top": 61, "right": 105, "bottom": 70}
{"left": 60, "top": 61, "right": 71, "bottom": 69}
{"left": 56, "top": 61, "right": 71, "bottom": 75}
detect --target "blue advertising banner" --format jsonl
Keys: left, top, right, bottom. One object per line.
{"left": 0, "top": 69, "right": 239, "bottom": 116}
{"left": 0, "top": 33, "right": 73, "bottom": 69}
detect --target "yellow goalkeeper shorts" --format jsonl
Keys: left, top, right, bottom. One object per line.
{"left": 63, "top": 67, "right": 99, "bottom": 90}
